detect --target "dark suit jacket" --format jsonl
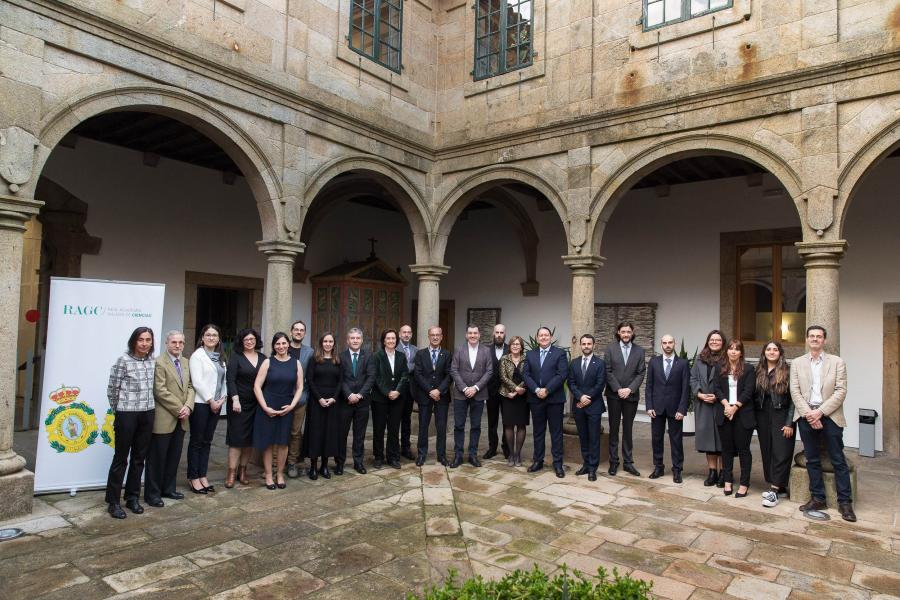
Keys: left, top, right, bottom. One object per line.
{"left": 714, "top": 363, "right": 757, "bottom": 429}
{"left": 567, "top": 354, "right": 607, "bottom": 415}
{"left": 523, "top": 346, "right": 569, "bottom": 405}
{"left": 486, "top": 343, "right": 509, "bottom": 395}
{"left": 645, "top": 355, "right": 690, "bottom": 417}
{"left": 449, "top": 344, "right": 493, "bottom": 401}
{"left": 339, "top": 348, "right": 377, "bottom": 405}
{"left": 413, "top": 347, "right": 451, "bottom": 403}
{"left": 603, "top": 342, "right": 646, "bottom": 401}
{"left": 372, "top": 350, "right": 409, "bottom": 403}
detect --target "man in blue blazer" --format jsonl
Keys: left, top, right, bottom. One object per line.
{"left": 567, "top": 334, "right": 607, "bottom": 481}
{"left": 523, "top": 326, "right": 569, "bottom": 477}
{"left": 645, "top": 334, "right": 690, "bottom": 483}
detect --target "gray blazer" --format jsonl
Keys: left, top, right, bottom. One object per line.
{"left": 449, "top": 344, "right": 493, "bottom": 401}
{"left": 603, "top": 342, "right": 646, "bottom": 401}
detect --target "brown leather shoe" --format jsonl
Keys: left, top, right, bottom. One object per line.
{"left": 224, "top": 468, "right": 236, "bottom": 489}
{"left": 838, "top": 502, "right": 857, "bottom": 522}
{"left": 799, "top": 498, "right": 827, "bottom": 512}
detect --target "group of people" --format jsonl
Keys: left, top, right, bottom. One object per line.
{"left": 103, "top": 318, "right": 856, "bottom": 523}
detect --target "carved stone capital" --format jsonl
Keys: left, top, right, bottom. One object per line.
{"left": 562, "top": 254, "right": 605, "bottom": 276}
{"left": 409, "top": 263, "right": 451, "bottom": 282}
{"left": 0, "top": 194, "right": 43, "bottom": 232}
{"left": 795, "top": 240, "right": 847, "bottom": 269}
{"left": 256, "top": 239, "right": 305, "bottom": 264}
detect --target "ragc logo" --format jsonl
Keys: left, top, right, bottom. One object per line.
{"left": 62, "top": 305, "right": 105, "bottom": 317}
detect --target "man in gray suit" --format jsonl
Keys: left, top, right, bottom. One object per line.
{"left": 398, "top": 324, "right": 418, "bottom": 460}
{"left": 449, "top": 324, "right": 493, "bottom": 468}
{"left": 604, "top": 321, "right": 646, "bottom": 477}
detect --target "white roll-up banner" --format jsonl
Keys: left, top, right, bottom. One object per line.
{"left": 34, "top": 278, "right": 165, "bottom": 494}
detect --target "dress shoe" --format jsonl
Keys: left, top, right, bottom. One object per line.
{"left": 554, "top": 466, "right": 565, "bottom": 478}
{"left": 799, "top": 498, "right": 827, "bottom": 512}
{"left": 125, "top": 499, "right": 144, "bottom": 514}
{"left": 527, "top": 461, "right": 544, "bottom": 473}
{"left": 108, "top": 503, "right": 126, "bottom": 519}
{"left": 334, "top": 462, "right": 344, "bottom": 475}
{"left": 308, "top": 468, "right": 318, "bottom": 480}
{"left": 276, "top": 475, "right": 286, "bottom": 489}
{"left": 204, "top": 484, "right": 216, "bottom": 493}
{"left": 449, "top": 456, "right": 463, "bottom": 468}
{"left": 438, "top": 457, "right": 449, "bottom": 466}
{"left": 266, "top": 482, "right": 277, "bottom": 490}
{"left": 838, "top": 502, "right": 857, "bottom": 522}
{"left": 716, "top": 470, "right": 725, "bottom": 488}
{"left": 373, "top": 458, "right": 383, "bottom": 469}
{"left": 703, "top": 468, "right": 718, "bottom": 487}
{"left": 388, "top": 460, "right": 402, "bottom": 469}
{"left": 401, "top": 449, "right": 416, "bottom": 461}
{"left": 624, "top": 464, "right": 641, "bottom": 477}
{"left": 468, "top": 456, "right": 482, "bottom": 468}
{"left": 648, "top": 466, "right": 665, "bottom": 479}
{"left": 608, "top": 464, "right": 618, "bottom": 476}
{"left": 588, "top": 471, "right": 597, "bottom": 482}
{"left": 287, "top": 463, "right": 299, "bottom": 478}
{"left": 672, "top": 469, "right": 682, "bottom": 484}
{"left": 415, "top": 456, "right": 425, "bottom": 467}
{"left": 575, "top": 465, "right": 590, "bottom": 476}
{"left": 319, "top": 465, "right": 331, "bottom": 479}
{"left": 162, "top": 491, "right": 185, "bottom": 500}
{"left": 188, "top": 479, "right": 207, "bottom": 494}
{"left": 482, "top": 448, "right": 497, "bottom": 460}
{"left": 735, "top": 487, "right": 748, "bottom": 498}
{"left": 723, "top": 485, "right": 733, "bottom": 496}
{"left": 354, "top": 462, "right": 367, "bottom": 475}
{"left": 146, "top": 498, "right": 165, "bottom": 508}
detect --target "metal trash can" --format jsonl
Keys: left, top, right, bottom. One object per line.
{"left": 858, "top": 409, "right": 879, "bottom": 457}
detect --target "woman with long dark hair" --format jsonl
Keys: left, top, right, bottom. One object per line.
{"left": 105, "top": 326, "right": 156, "bottom": 518}
{"left": 302, "top": 332, "right": 343, "bottom": 479}
{"left": 714, "top": 339, "right": 756, "bottom": 497}
{"left": 253, "top": 332, "right": 303, "bottom": 489}
{"left": 690, "top": 330, "right": 726, "bottom": 487}
{"left": 499, "top": 335, "right": 529, "bottom": 466}
{"left": 371, "top": 328, "right": 409, "bottom": 469}
{"left": 224, "top": 328, "right": 264, "bottom": 488}
{"left": 187, "top": 323, "right": 227, "bottom": 494}
{"left": 755, "top": 341, "right": 795, "bottom": 507}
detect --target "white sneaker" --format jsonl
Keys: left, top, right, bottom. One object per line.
{"left": 761, "top": 490, "right": 778, "bottom": 507}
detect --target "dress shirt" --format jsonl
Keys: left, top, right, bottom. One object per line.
{"left": 468, "top": 344, "right": 479, "bottom": 369}
{"left": 581, "top": 355, "right": 590, "bottom": 376}
{"left": 107, "top": 353, "right": 155, "bottom": 412}
{"left": 495, "top": 345, "right": 504, "bottom": 360}
{"left": 728, "top": 375, "right": 738, "bottom": 406}
{"left": 664, "top": 355, "right": 673, "bottom": 379}
{"left": 620, "top": 341, "right": 632, "bottom": 363}
{"left": 386, "top": 350, "right": 396, "bottom": 372}
{"left": 809, "top": 352, "right": 825, "bottom": 407}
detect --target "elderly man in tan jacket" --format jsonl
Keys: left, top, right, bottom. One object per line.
{"left": 789, "top": 324, "right": 854, "bottom": 522}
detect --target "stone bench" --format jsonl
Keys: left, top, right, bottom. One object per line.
{"left": 788, "top": 447, "right": 857, "bottom": 506}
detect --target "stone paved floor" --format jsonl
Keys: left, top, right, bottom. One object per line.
{"left": 3, "top": 420, "right": 900, "bottom": 599}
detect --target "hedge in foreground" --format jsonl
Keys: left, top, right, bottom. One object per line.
{"left": 409, "top": 565, "right": 653, "bottom": 600}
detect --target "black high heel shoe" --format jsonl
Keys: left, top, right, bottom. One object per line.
{"left": 723, "top": 484, "right": 733, "bottom": 496}
{"left": 735, "top": 487, "right": 749, "bottom": 498}
{"left": 188, "top": 479, "right": 207, "bottom": 494}
{"left": 276, "top": 475, "right": 286, "bottom": 489}
{"left": 265, "top": 476, "right": 277, "bottom": 490}
{"left": 320, "top": 465, "right": 331, "bottom": 479}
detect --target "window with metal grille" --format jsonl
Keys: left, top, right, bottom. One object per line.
{"left": 349, "top": 0, "right": 402, "bottom": 73}
{"left": 643, "top": 0, "right": 731, "bottom": 30}
{"left": 474, "top": 0, "right": 533, "bottom": 80}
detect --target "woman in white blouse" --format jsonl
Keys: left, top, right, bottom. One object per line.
{"left": 714, "top": 340, "right": 757, "bottom": 498}
{"left": 187, "top": 324, "right": 227, "bottom": 494}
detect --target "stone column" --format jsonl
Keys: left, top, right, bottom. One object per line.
{"left": 797, "top": 240, "right": 847, "bottom": 354}
{"left": 563, "top": 254, "right": 604, "bottom": 348}
{"left": 0, "top": 195, "right": 42, "bottom": 520}
{"left": 409, "top": 264, "right": 450, "bottom": 344}
{"left": 257, "top": 240, "right": 304, "bottom": 343}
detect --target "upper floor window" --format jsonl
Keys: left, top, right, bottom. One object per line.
{"left": 474, "top": 0, "right": 533, "bottom": 80}
{"left": 644, "top": 0, "right": 731, "bottom": 30}
{"left": 349, "top": 0, "right": 403, "bottom": 73}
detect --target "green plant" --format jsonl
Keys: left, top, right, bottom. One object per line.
{"left": 678, "top": 339, "right": 698, "bottom": 412}
{"left": 524, "top": 326, "right": 571, "bottom": 360}
{"left": 409, "top": 565, "right": 652, "bottom": 600}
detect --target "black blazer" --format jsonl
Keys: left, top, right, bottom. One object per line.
{"left": 339, "top": 348, "right": 376, "bottom": 405}
{"left": 413, "top": 347, "right": 451, "bottom": 403}
{"left": 714, "top": 364, "right": 757, "bottom": 429}
{"left": 567, "top": 355, "right": 607, "bottom": 415}
{"left": 486, "top": 343, "right": 509, "bottom": 395}
{"left": 645, "top": 355, "right": 690, "bottom": 417}
{"left": 753, "top": 367, "right": 795, "bottom": 428}
{"left": 372, "top": 350, "right": 409, "bottom": 403}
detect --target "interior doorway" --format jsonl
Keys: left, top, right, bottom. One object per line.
{"left": 184, "top": 271, "right": 264, "bottom": 352}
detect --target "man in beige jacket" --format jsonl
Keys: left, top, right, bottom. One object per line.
{"left": 789, "top": 325, "right": 855, "bottom": 522}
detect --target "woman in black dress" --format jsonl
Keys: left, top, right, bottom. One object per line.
{"left": 498, "top": 336, "right": 529, "bottom": 467}
{"left": 225, "top": 328, "right": 265, "bottom": 488}
{"left": 253, "top": 332, "right": 303, "bottom": 489}
{"left": 714, "top": 339, "right": 756, "bottom": 498}
{"left": 302, "top": 332, "right": 342, "bottom": 480}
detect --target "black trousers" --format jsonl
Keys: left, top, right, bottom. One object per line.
{"left": 340, "top": 401, "right": 370, "bottom": 463}
{"left": 187, "top": 403, "right": 219, "bottom": 479}
{"left": 145, "top": 427, "right": 185, "bottom": 501}
{"left": 573, "top": 406, "right": 603, "bottom": 470}
{"left": 756, "top": 402, "right": 796, "bottom": 489}
{"left": 105, "top": 409, "right": 154, "bottom": 504}
{"left": 798, "top": 416, "right": 852, "bottom": 503}
{"left": 719, "top": 419, "right": 753, "bottom": 487}
{"left": 530, "top": 401, "right": 565, "bottom": 466}
{"left": 606, "top": 396, "right": 638, "bottom": 466}
{"left": 372, "top": 399, "right": 403, "bottom": 462}
{"left": 400, "top": 391, "right": 415, "bottom": 452}
{"left": 453, "top": 397, "right": 484, "bottom": 458}
{"left": 650, "top": 414, "right": 684, "bottom": 470}
{"left": 485, "top": 392, "right": 510, "bottom": 455}
{"left": 418, "top": 399, "right": 449, "bottom": 459}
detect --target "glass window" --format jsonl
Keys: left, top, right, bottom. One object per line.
{"left": 737, "top": 242, "right": 806, "bottom": 344}
{"left": 350, "top": 0, "right": 402, "bottom": 73}
{"left": 474, "top": 0, "right": 533, "bottom": 80}
{"left": 644, "top": 0, "right": 732, "bottom": 30}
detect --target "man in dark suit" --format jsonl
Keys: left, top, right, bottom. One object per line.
{"left": 567, "top": 334, "right": 606, "bottom": 481}
{"left": 397, "top": 324, "right": 418, "bottom": 460}
{"left": 449, "top": 324, "right": 493, "bottom": 467}
{"left": 339, "top": 327, "right": 377, "bottom": 474}
{"left": 523, "top": 326, "right": 569, "bottom": 478}
{"left": 604, "top": 321, "right": 646, "bottom": 477}
{"left": 413, "top": 326, "right": 451, "bottom": 466}
{"left": 484, "top": 324, "right": 510, "bottom": 460}
{"left": 645, "top": 334, "right": 690, "bottom": 483}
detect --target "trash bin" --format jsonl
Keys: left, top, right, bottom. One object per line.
{"left": 859, "top": 409, "right": 878, "bottom": 458}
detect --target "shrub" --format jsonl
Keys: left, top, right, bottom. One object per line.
{"left": 409, "top": 565, "right": 653, "bottom": 600}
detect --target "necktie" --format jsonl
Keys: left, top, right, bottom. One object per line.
{"left": 665, "top": 357, "right": 672, "bottom": 380}
{"left": 622, "top": 344, "right": 630, "bottom": 363}
{"left": 352, "top": 353, "right": 358, "bottom": 377}
{"left": 582, "top": 357, "right": 588, "bottom": 377}
{"left": 174, "top": 358, "right": 182, "bottom": 382}
{"left": 540, "top": 349, "right": 547, "bottom": 367}
{"left": 404, "top": 345, "right": 411, "bottom": 359}
{"left": 431, "top": 349, "right": 438, "bottom": 367}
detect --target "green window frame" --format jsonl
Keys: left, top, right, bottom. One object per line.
{"left": 473, "top": 0, "right": 533, "bottom": 81}
{"left": 643, "top": 0, "right": 732, "bottom": 31}
{"left": 349, "top": 0, "right": 403, "bottom": 73}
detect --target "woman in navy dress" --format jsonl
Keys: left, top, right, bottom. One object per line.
{"left": 302, "top": 332, "right": 343, "bottom": 480}
{"left": 225, "top": 327, "right": 265, "bottom": 487}
{"left": 253, "top": 332, "right": 303, "bottom": 489}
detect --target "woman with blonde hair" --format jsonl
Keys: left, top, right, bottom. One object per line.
{"left": 498, "top": 335, "right": 529, "bottom": 466}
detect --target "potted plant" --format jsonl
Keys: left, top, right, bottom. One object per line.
{"left": 678, "top": 339, "right": 698, "bottom": 436}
